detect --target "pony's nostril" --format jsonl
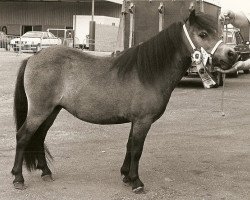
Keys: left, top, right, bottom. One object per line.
{"left": 227, "top": 50, "right": 236, "bottom": 58}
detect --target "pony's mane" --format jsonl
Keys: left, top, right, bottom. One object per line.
{"left": 112, "top": 21, "right": 188, "bottom": 84}
{"left": 112, "top": 12, "right": 217, "bottom": 84}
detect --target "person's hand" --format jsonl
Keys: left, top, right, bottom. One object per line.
{"left": 214, "top": 61, "right": 245, "bottom": 73}
{"left": 219, "top": 10, "right": 236, "bottom": 25}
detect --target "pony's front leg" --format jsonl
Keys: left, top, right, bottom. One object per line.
{"left": 128, "top": 119, "right": 151, "bottom": 193}
{"left": 120, "top": 125, "right": 133, "bottom": 184}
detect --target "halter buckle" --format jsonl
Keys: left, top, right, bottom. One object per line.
{"left": 192, "top": 50, "right": 202, "bottom": 64}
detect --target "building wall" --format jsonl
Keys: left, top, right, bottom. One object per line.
{"left": 0, "top": 1, "right": 121, "bottom": 35}
{"left": 122, "top": 0, "right": 221, "bottom": 49}
{"left": 95, "top": 24, "right": 119, "bottom": 52}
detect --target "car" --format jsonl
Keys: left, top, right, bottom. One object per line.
{"left": 10, "top": 31, "right": 62, "bottom": 53}
{"left": 47, "top": 28, "right": 81, "bottom": 49}
{"left": 0, "top": 31, "right": 10, "bottom": 50}
{"left": 186, "top": 62, "right": 223, "bottom": 87}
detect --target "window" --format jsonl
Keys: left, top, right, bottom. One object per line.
{"left": 48, "top": 32, "right": 55, "bottom": 38}
{"left": 22, "top": 25, "right": 42, "bottom": 35}
{"left": 43, "top": 32, "right": 49, "bottom": 38}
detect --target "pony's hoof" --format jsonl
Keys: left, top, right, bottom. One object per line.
{"left": 13, "top": 182, "right": 27, "bottom": 190}
{"left": 132, "top": 186, "right": 144, "bottom": 194}
{"left": 42, "top": 174, "right": 54, "bottom": 182}
{"left": 121, "top": 175, "right": 131, "bottom": 187}
{"left": 122, "top": 175, "right": 131, "bottom": 183}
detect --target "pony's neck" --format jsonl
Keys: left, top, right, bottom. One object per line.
{"left": 138, "top": 22, "right": 191, "bottom": 84}
{"left": 112, "top": 22, "right": 192, "bottom": 86}
{"left": 154, "top": 23, "right": 192, "bottom": 93}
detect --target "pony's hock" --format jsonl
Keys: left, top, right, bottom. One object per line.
{"left": 12, "top": 6, "right": 237, "bottom": 194}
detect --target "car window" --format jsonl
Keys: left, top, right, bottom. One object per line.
{"left": 43, "top": 32, "right": 49, "bottom": 38}
{"left": 235, "top": 32, "right": 244, "bottom": 44}
{"left": 48, "top": 32, "right": 55, "bottom": 38}
{"left": 223, "top": 31, "right": 235, "bottom": 44}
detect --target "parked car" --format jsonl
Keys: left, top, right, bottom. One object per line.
{"left": 10, "top": 31, "right": 62, "bottom": 53}
{"left": 47, "top": 28, "right": 81, "bottom": 48}
{"left": 0, "top": 31, "right": 10, "bottom": 50}
{"left": 186, "top": 63, "right": 223, "bottom": 87}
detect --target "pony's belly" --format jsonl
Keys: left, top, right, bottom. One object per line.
{"left": 62, "top": 97, "right": 130, "bottom": 125}
{"left": 70, "top": 109, "right": 129, "bottom": 125}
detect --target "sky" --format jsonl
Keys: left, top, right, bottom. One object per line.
{"left": 220, "top": 0, "right": 250, "bottom": 12}
{"left": 108, "top": 0, "right": 122, "bottom": 4}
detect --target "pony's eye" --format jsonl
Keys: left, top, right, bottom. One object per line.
{"left": 199, "top": 32, "right": 208, "bottom": 39}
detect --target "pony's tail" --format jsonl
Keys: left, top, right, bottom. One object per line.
{"left": 14, "top": 59, "right": 53, "bottom": 171}
{"left": 14, "top": 58, "right": 28, "bottom": 131}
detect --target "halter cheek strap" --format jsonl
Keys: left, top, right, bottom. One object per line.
{"left": 183, "top": 24, "right": 196, "bottom": 51}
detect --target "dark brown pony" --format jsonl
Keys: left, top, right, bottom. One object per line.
{"left": 11, "top": 10, "right": 237, "bottom": 193}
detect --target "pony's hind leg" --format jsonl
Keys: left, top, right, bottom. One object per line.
{"left": 36, "top": 106, "right": 61, "bottom": 181}
{"left": 11, "top": 108, "right": 55, "bottom": 190}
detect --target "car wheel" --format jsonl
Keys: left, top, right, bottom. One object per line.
{"left": 5, "top": 43, "right": 10, "bottom": 51}
{"left": 243, "top": 70, "right": 249, "bottom": 74}
{"left": 231, "top": 71, "right": 239, "bottom": 78}
{"left": 211, "top": 72, "right": 223, "bottom": 87}
{"left": 36, "top": 44, "right": 41, "bottom": 52}
{"left": 14, "top": 47, "right": 19, "bottom": 53}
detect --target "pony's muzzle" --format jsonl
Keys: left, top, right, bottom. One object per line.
{"left": 227, "top": 49, "right": 238, "bottom": 62}
{"left": 212, "top": 47, "right": 238, "bottom": 70}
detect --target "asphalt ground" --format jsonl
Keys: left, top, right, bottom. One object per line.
{"left": 0, "top": 50, "right": 249, "bottom": 200}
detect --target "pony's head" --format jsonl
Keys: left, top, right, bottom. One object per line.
{"left": 184, "top": 9, "right": 238, "bottom": 69}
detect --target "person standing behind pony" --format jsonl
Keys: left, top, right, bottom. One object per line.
{"left": 217, "top": 10, "right": 250, "bottom": 73}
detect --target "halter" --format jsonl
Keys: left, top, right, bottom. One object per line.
{"left": 183, "top": 24, "right": 223, "bottom": 65}
{"left": 183, "top": 24, "right": 223, "bottom": 89}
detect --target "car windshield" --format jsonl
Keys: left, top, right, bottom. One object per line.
{"left": 22, "top": 32, "right": 43, "bottom": 38}
{"left": 223, "top": 31, "right": 235, "bottom": 44}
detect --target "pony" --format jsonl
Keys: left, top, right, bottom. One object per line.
{"left": 11, "top": 10, "right": 238, "bottom": 193}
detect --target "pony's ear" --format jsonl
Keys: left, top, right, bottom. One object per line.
{"left": 188, "top": 2, "right": 196, "bottom": 24}
{"left": 188, "top": 8, "right": 196, "bottom": 24}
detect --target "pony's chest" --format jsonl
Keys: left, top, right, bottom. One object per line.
{"left": 129, "top": 89, "right": 168, "bottom": 119}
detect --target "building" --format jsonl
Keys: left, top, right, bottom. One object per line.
{"left": 0, "top": 0, "right": 122, "bottom": 36}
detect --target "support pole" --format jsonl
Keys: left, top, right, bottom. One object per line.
{"left": 115, "top": 1, "right": 127, "bottom": 52}
{"left": 158, "top": 2, "right": 164, "bottom": 32}
{"left": 18, "top": 25, "right": 22, "bottom": 55}
{"left": 128, "top": 3, "right": 135, "bottom": 48}
{"left": 200, "top": 0, "right": 204, "bottom": 13}
{"left": 120, "top": 2, "right": 126, "bottom": 51}
{"left": 89, "top": 0, "right": 95, "bottom": 51}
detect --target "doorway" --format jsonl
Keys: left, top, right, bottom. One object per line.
{"left": 22, "top": 25, "right": 42, "bottom": 35}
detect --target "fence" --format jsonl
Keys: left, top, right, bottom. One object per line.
{"left": 1, "top": 25, "right": 119, "bottom": 53}
{"left": 0, "top": 34, "right": 62, "bottom": 54}
{"left": 0, "top": 35, "right": 20, "bottom": 52}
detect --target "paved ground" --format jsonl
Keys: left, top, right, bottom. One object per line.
{"left": 0, "top": 50, "right": 249, "bottom": 200}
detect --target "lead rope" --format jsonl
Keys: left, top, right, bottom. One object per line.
{"left": 221, "top": 73, "right": 226, "bottom": 116}
{"left": 221, "top": 18, "right": 228, "bottom": 116}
